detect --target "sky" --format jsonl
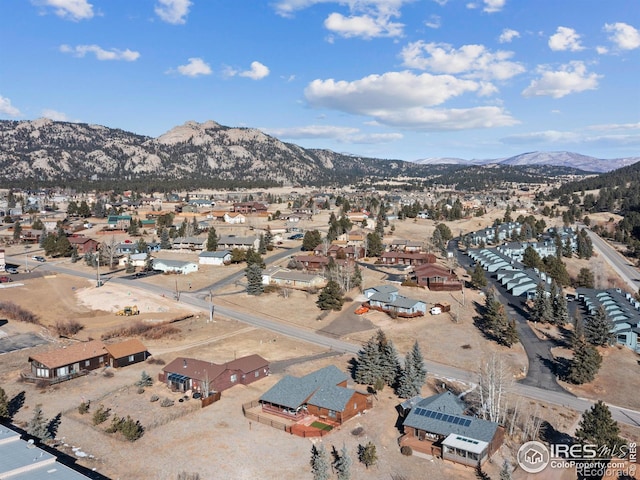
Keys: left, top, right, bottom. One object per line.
{"left": 0, "top": 0, "right": 639, "bottom": 162}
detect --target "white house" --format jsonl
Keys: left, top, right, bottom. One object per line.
{"left": 224, "top": 212, "right": 246, "bottom": 224}
{"left": 118, "top": 253, "right": 148, "bottom": 268}
{"left": 152, "top": 259, "right": 199, "bottom": 274}
{"left": 199, "top": 250, "right": 232, "bottom": 266}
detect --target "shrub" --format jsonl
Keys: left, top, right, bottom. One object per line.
{"left": 400, "top": 445, "right": 413, "bottom": 456}
{"left": 53, "top": 319, "right": 84, "bottom": 337}
{"left": 137, "top": 387, "right": 145, "bottom": 394}
{"left": 135, "top": 371, "right": 153, "bottom": 387}
{"left": 78, "top": 400, "right": 90, "bottom": 415}
{"left": 160, "top": 398, "right": 174, "bottom": 407}
{"left": 150, "top": 394, "right": 159, "bottom": 402}
{"left": 118, "top": 416, "right": 144, "bottom": 441}
{"left": 103, "top": 369, "right": 114, "bottom": 378}
{"left": 92, "top": 404, "right": 111, "bottom": 425}
{"left": 0, "top": 301, "right": 39, "bottom": 324}
{"left": 461, "top": 344, "right": 472, "bottom": 349}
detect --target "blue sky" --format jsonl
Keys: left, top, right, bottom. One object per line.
{"left": 1, "top": 0, "right": 638, "bottom": 161}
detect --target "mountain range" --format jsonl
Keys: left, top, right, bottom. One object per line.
{"left": 0, "top": 118, "right": 637, "bottom": 188}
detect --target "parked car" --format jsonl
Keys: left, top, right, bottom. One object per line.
{"left": 32, "top": 256, "right": 46, "bottom": 262}
{"left": 5, "top": 267, "right": 18, "bottom": 274}
{"left": 0, "top": 276, "right": 12, "bottom": 283}
{"left": 288, "top": 233, "right": 304, "bottom": 240}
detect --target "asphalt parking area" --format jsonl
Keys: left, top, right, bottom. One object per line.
{"left": 0, "top": 332, "right": 49, "bottom": 354}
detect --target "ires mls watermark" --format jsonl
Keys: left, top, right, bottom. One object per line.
{"left": 517, "top": 440, "right": 638, "bottom": 476}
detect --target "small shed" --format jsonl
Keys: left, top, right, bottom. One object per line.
{"left": 104, "top": 339, "right": 150, "bottom": 368}
{"left": 434, "top": 302, "right": 451, "bottom": 313}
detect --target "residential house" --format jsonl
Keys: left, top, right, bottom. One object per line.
{"left": 259, "top": 365, "right": 372, "bottom": 424}
{"left": 224, "top": 212, "right": 246, "bottom": 224}
{"left": 26, "top": 340, "right": 108, "bottom": 382}
{"left": 118, "top": 252, "right": 148, "bottom": 268}
{"left": 381, "top": 251, "right": 436, "bottom": 266}
{"left": 293, "top": 255, "right": 330, "bottom": 272}
{"left": 107, "top": 215, "right": 132, "bottom": 230}
{"left": 104, "top": 339, "right": 150, "bottom": 368}
{"left": 363, "top": 285, "right": 426, "bottom": 318}
{"left": 399, "top": 391, "right": 504, "bottom": 466}
{"left": 232, "top": 202, "right": 268, "bottom": 214}
{"left": 217, "top": 235, "right": 260, "bottom": 251}
{"left": 67, "top": 235, "right": 100, "bottom": 254}
{"left": 159, "top": 354, "right": 269, "bottom": 394}
{"left": 413, "top": 264, "right": 462, "bottom": 291}
{"left": 314, "top": 244, "right": 365, "bottom": 260}
{"left": 199, "top": 250, "right": 232, "bottom": 266}
{"left": 388, "top": 239, "right": 425, "bottom": 252}
{"left": 172, "top": 236, "right": 207, "bottom": 252}
{"left": 262, "top": 267, "right": 326, "bottom": 290}
{"left": 151, "top": 259, "right": 199, "bottom": 274}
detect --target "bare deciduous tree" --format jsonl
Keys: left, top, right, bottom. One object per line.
{"left": 477, "top": 353, "right": 512, "bottom": 424}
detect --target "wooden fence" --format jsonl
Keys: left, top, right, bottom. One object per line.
{"left": 200, "top": 391, "right": 221, "bottom": 408}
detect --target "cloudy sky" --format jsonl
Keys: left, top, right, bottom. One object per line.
{"left": 1, "top": 0, "right": 638, "bottom": 161}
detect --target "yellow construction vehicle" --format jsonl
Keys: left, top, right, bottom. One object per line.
{"left": 116, "top": 305, "right": 140, "bottom": 316}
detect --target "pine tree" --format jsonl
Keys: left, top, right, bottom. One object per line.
{"left": 376, "top": 330, "right": 400, "bottom": 387}
{"left": 501, "top": 318, "right": 519, "bottom": 348}
{"left": 245, "top": 264, "right": 264, "bottom": 296}
{"left": 258, "top": 234, "right": 267, "bottom": 255}
{"left": 585, "top": 307, "right": 614, "bottom": 347}
{"left": 358, "top": 441, "right": 377, "bottom": 469}
{"left": 576, "top": 267, "right": 595, "bottom": 288}
{"left": 206, "top": 227, "right": 218, "bottom": 251}
{"left": 0, "top": 386, "right": 9, "bottom": 419}
{"left": 160, "top": 228, "right": 171, "bottom": 249}
{"left": 575, "top": 401, "right": 624, "bottom": 454}
{"left": 366, "top": 232, "right": 383, "bottom": 257}
{"left": 354, "top": 338, "right": 382, "bottom": 385}
{"left": 310, "top": 444, "right": 330, "bottom": 480}
{"left": 567, "top": 336, "right": 602, "bottom": 384}
{"left": 245, "top": 248, "right": 265, "bottom": 268}
{"left": 499, "top": 459, "right": 512, "bottom": 480}
{"left": 572, "top": 311, "right": 585, "bottom": 348}
{"left": 522, "top": 245, "right": 542, "bottom": 269}
{"left": 470, "top": 263, "right": 487, "bottom": 289}
{"left": 316, "top": 280, "right": 344, "bottom": 311}
{"left": 334, "top": 444, "right": 352, "bottom": 480}
{"left": 532, "top": 283, "right": 553, "bottom": 323}
{"left": 27, "top": 404, "right": 52, "bottom": 441}
{"left": 551, "top": 283, "right": 569, "bottom": 326}
{"left": 396, "top": 350, "right": 418, "bottom": 398}
{"left": 351, "top": 263, "right": 362, "bottom": 289}
{"left": 409, "top": 341, "right": 427, "bottom": 393}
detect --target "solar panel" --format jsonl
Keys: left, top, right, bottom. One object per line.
{"left": 453, "top": 417, "right": 461, "bottom": 425}
{"left": 442, "top": 414, "right": 450, "bottom": 422}
{"left": 435, "top": 412, "right": 443, "bottom": 420}
{"left": 429, "top": 410, "right": 437, "bottom": 418}
{"left": 414, "top": 407, "right": 423, "bottom": 416}
{"left": 463, "top": 419, "right": 471, "bottom": 427}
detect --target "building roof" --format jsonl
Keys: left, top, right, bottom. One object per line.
{"left": 227, "top": 354, "right": 269, "bottom": 374}
{"left": 442, "top": 433, "right": 489, "bottom": 455}
{"left": 403, "top": 392, "right": 499, "bottom": 444}
{"left": 152, "top": 259, "right": 197, "bottom": 268}
{"left": 388, "top": 296, "right": 424, "bottom": 309}
{"left": 28, "top": 340, "right": 107, "bottom": 369}
{"left": 270, "top": 270, "right": 323, "bottom": 283}
{"left": 199, "top": 250, "right": 231, "bottom": 258}
{"left": 364, "top": 285, "right": 398, "bottom": 296}
{"left": 259, "top": 365, "right": 349, "bottom": 410}
{"left": 163, "top": 354, "right": 269, "bottom": 382}
{"left": 103, "top": 339, "right": 148, "bottom": 360}
{"left": 218, "top": 235, "right": 258, "bottom": 245}
{"left": 308, "top": 385, "right": 356, "bottom": 412}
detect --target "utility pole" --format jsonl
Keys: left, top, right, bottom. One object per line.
{"left": 95, "top": 252, "right": 101, "bottom": 287}
{"left": 208, "top": 290, "right": 215, "bottom": 323}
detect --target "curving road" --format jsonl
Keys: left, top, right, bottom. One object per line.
{"left": 6, "top": 247, "right": 640, "bottom": 428}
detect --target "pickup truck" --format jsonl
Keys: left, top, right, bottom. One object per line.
{"left": 0, "top": 276, "right": 12, "bottom": 283}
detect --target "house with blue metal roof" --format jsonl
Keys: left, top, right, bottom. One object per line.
{"left": 399, "top": 391, "right": 504, "bottom": 466}
{"left": 259, "top": 365, "right": 372, "bottom": 426}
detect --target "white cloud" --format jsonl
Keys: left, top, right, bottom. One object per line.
{"left": 502, "top": 130, "right": 581, "bottom": 144}
{"left": 596, "top": 46, "right": 609, "bottom": 55}
{"left": 425, "top": 15, "right": 441, "bottom": 29}
{"left": 483, "top": 0, "right": 506, "bottom": 13}
{"left": 548, "top": 26, "right": 584, "bottom": 51}
{"left": 155, "top": 0, "right": 192, "bottom": 25}
{"left": 522, "top": 61, "right": 601, "bottom": 98}
{"left": 503, "top": 123, "right": 640, "bottom": 147}
{"left": 400, "top": 41, "right": 525, "bottom": 81}
{"left": 324, "top": 12, "right": 403, "bottom": 38}
{"left": 604, "top": 22, "right": 640, "bottom": 50}
{"left": 239, "top": 61, "right": 270, "bottom": 80}
{"left": 0, "top": 96, "right": 21, "bottom": 117}
{"left": 33, "top": 0, "right": 94, "bottom": 21}
{"left": 263, "top": 124, "right": 402, "bottom": 144}
{"left": 498, "top": 28, "right": 519, "bottom": 43}
{"left": 304, "top": 70, "right": 517, "bottom": 130}
{"left": 432, "top": 0, "right": 449, "bottom": 5}
{"left": 59, "top": 44, "right": 140, "bottom": 61}
{"left": 41, "top": 109, "right": 69, "bottom": 121}
{"left": 175, "top": 58, "right": 212, "bottom": 77}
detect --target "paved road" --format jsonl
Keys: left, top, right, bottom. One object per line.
{"left": 7, "top": 249, "right": 640, "bottom": 427}
{"left": 581, "top": 225, "right": 640, "bottom": 293}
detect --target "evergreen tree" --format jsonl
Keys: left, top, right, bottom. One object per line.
{"left": 470, "top": 263, "right": 487, "bottom": 289}
{"left": 245, "top": 264, "right": 264, "bottom": 296}
{"left": 206, "top": 227, "right": 218, "bottom": 251}
{"left": 567, "top": 336, "right": 602, "bottom": 384}
{"left": 551, "top": 282, "right": 569, "bottom": 326}
{"left": 522, "top": 245, "right": 542, "bottom": 269}
{"left": 191, "top": 216, "right": 200, "bottom": 235}
{"left": 177, "top": 218, "right": 188, "bottom": 237}
{"left": 576, "top": 229, "right": 593, "bottom": 259}
{"left": 12, "top": 221, "right": 22, "bottom": 241}
{"left": 575, "top": 267, "right": 595, "bottom": 288}
{"left": 160, "top": 228, "right": 172, "bottom": 249}
{"left": 302, "top": 230, "right": 323, "bottom": 251}
{"left": 27, "top": 404, "right": 52, "bottom": 441}
{"left": 70, "top": 246, "right": 79, "bottom": 263}
{"left": 572, "top": 311, "right": 585, "bottom": 348}
{"left": 245, "top": 248, "right": 265, "bottom": 268}
{"left": 351, "top": 263, "right": 362, "bottom": 289}
{"left": 55, "top": 233, "right": 73, "bottom": 257}
{"left": 125, "top": 255, "right": 135, "bottom": 273}
{"left": 532, "top": 283, "right": 553, "bottom": 323}
{"left": 585, "top": 307, "right": 614, "bottom": 347}
{"left": 310, "top": 444, "right": 330, "bottom": 480}
{"left": 258, "top": 233, "right": 267, "bottom": 255}
{"left": 499, "top": 459, "right": 512, "bottom": 480}
{"left": 501, "top": 318, "right": 519, "bottom": 348}
{"left": 230, "top": 248, "right": 246, "bottom": 263}
{"left": 358, "top": 441, "right": 378, "bottom": 469}
{"left": 78, "top": 200, "right": 91, "bottom": 217}
{"left": 366, "top": 232, "right": 383, "bottom": 257}
{"left": 316, "top": 280, "right": 344, "bottom": 311}
{"left": 127, "top": 220, "right": 139, "bottom": 236}
{"left": 334, "top": 444, "right": 352, "bottom": 480}
{"left": 409, "top": 341, "right": 427, "bottom": 392}
{"left": 136, "top": 238, "right": 148, "bottom": 254}
{"left": 575, "top": 401, "right": 624, "bottom": 454}
{"left": 264, "top": 226, "right": 274, "bottom": 251}
{"left": 376, "top": 330, "right": 400, "bottom": 388}
{"left": 0, "top": 386, "right": 9, "bottom": 419}
{"left": 395, "top": 351, "right": 417, "bottom": 398}
{"left": 354, "top": 338, "right": 382, "bottom": 385}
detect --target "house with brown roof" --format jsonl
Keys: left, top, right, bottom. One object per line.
{"left": 104, "top": 339, "right": 150, "bottom": 368}
{"left": 67, "top": 235, "right": 100, "bottom": 254}
{"left": 27, "top": 340, "right": 108, "bottom": 383}
{"left": 381, "top": 251, "right": 436, "bottom": 266}
{"left": 159, "top": 354, "right": 269, "bottom": 395}
{"left": 413, "top": 264, "right": 463, "bottom": 291}
{"left": 232, "top": 202, "right": 268, "bottom": 214}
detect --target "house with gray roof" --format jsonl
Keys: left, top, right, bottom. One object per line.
{"left": 259, "top": 365, "right": 372, "bottom": 425}
{"left": 262, "top": 267, "right": 326, "bottom": 290}
{"left": 363, "top": 285, "right": 426, "bottom": 317}
{"left": 399, "top": 391, "right": 504, "bottom": 466}
{"left": 199, "top": 250, "right": 232, "bottom": 266}
{"left": 152, "top": 258, "right": 198, "bottom": 274}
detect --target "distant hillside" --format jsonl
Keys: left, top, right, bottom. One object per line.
{"left": 0, "top": 118, "right": 606, "bottom": 190}
{"left": 414, "top": 151, "right": 639, "bottom": 173}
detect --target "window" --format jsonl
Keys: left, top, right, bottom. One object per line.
{"left": 128, "top": 355, "right": 135, "bottom": 362}
{"left": 328, "top": 410, "right": 336, "bottom": 418}
{"left": 85, "top": 360, "right": 90, "bottom": 367}
{"left": 255, "top": 371, "right": 260, "bottom": 377}
{"left": 99, "top": 356, "right": 104, "bottom": 363}
{"left": 230, "top": 374, "right": 237, "bottom": 383}
{"left": 354, "top": 402, "right": 357, "bottom": 410}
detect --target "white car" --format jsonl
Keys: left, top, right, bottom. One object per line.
{"left": 32, "top": 256, "right": 46, "bottom": 263}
